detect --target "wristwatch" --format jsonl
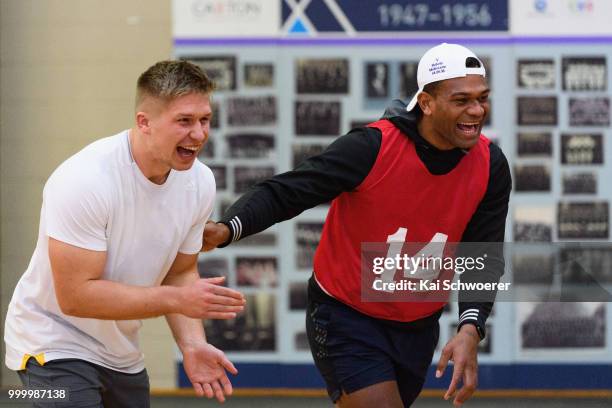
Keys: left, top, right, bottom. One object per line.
{"left": 458, "top": 320, "right": 485, "bottom": 341}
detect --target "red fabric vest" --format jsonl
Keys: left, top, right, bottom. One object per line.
{"left": 313, "top": 119, "right": 490, "bottom": 322}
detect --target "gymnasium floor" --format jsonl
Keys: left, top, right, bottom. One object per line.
{"left": 152, "top": 395, "right": 611, "bottom": 407}
{"left": 0, "top": 394, "right": 610, "bottom": 407}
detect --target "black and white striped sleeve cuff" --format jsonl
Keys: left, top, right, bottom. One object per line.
{"left": 217, "top": 216, "right": 243, "bottom": 248}
{"left": 457, "top": 305, "right": 488, "bottom": 340}
{"left": 459, "top": 308, "right": 479, "bottom": 325}
{"left": 227, "top": 216, "right": 242, "bottom": 242}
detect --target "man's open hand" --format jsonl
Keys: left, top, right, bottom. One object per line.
{"left": 179, "top": 277, "right": 245, "bottom": 319}
{"left": 435, "top": 324, "right": 480, "bottom": 406}
{"left": 182, "top": 341, "right": 238, "bottom": 403}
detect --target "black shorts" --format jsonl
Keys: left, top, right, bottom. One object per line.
{"left": 18, "top": 358, "right": 150, "bottom": 408}
{"left": 306, "top": 293, "right": 440, "bottom": 406}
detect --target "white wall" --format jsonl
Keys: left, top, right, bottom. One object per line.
{"left": 1, "top": 0, "right": 175, "bottom": 388}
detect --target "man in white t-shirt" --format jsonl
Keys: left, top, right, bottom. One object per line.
{"left": 4, "top": 60, "right": 245, "bottom": 407}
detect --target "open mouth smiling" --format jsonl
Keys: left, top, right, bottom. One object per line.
{"left": 177, "top": 145, "right": 200, "bottom": 157}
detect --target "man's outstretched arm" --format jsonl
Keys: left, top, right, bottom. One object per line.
{"left": 204, "top": 127, "right": 383, "bottom": 250}
{"left": 49, "top": 238, "right": 245, "bottom": 320}
{"left": 436, "top": 143, "right": 512, "bottom": 407}
{"left": 163, "top": 252, "right": 241, "bottom": 403}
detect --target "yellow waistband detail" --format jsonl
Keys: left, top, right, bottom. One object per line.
{"left": 19, "top": 353, "right": 46, "bottom": 370}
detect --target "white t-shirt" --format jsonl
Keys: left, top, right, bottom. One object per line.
{"left": 4, "top": 130, "right": 215, "bottom": 373}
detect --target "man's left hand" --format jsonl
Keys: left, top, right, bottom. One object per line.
{"left": 435, "top": 324, "right": 480, "bottom": 406}
{"left": 182, "top": 341, "right": 238, "bottom": 402}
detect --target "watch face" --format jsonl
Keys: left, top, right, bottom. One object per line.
{"left": 475, "top": 324, "right": 486, "bottom": 340}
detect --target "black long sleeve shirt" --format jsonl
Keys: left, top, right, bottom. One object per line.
{"left": 220, "top": 100, "right": 512, "bottom": 338}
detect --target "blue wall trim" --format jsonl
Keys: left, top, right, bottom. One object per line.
{"left": 174, "top": 36, "right": 612, "bottom": 47}
{"left": 178, "top": 362, "right": 612, "bottom": 389}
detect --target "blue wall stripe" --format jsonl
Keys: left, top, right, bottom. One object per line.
{"left": 178, "top": 363, "right": 612, "bottom": 389}
{"left": 174, "top": 36, "right": 612, "bottom": 47}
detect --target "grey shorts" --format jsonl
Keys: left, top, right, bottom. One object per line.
{"left": 18, "top": 358, "right": 150, "bottom": 408}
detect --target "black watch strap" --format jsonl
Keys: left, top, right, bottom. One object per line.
{"left": 457, "top": 320, "right": 485, "bottom": 341}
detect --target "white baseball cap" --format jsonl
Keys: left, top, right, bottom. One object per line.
{"left": 406, "top": 43, "right": 486, "bottom": 112}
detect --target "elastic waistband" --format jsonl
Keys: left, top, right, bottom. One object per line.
{"left": 308, "top": 275, "right": 442, "bottom": 330}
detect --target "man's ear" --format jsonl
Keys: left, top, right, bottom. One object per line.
{"left": 417, "top": 92, "right": 434, "bottom": 116}
{"left": 136, "top": 112, "right": 151, "bottom": 134}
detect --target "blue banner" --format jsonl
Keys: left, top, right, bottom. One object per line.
{"left": 329, "top": 0, "right": 508, "bottom": 32}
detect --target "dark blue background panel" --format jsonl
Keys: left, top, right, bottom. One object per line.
{"left": 335, "top": 0, "right": 508, "bottom": 32}
{"left": 178, "top": 363, "right": 612, "bottom": 389}
{"left": 305, "top": 0, "right": 344, "bottom": 32}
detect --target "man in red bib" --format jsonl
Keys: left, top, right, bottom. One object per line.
{"left": 204, "top": 43, "right": 511, "bottom": 407}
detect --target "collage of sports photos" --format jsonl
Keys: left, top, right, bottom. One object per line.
{"left": 183, "top": 50, "right": 610, "bottom": 359}
{"left": 514, "top": 55, "right": 609, "bottom": 352}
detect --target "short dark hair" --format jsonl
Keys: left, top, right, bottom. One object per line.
{"left": 135, "top": 60, "right": 214, "bottom": 108}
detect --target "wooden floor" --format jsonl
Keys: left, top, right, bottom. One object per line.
{"left": 1, "top": 390, "right": 610, "bottom": 407}
{"left": 148, "top": 395, "right": 612, "bottom": 408}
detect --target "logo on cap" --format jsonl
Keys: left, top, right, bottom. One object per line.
{"left": 429, "top": 58, "right": 447, "bottom": 76}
